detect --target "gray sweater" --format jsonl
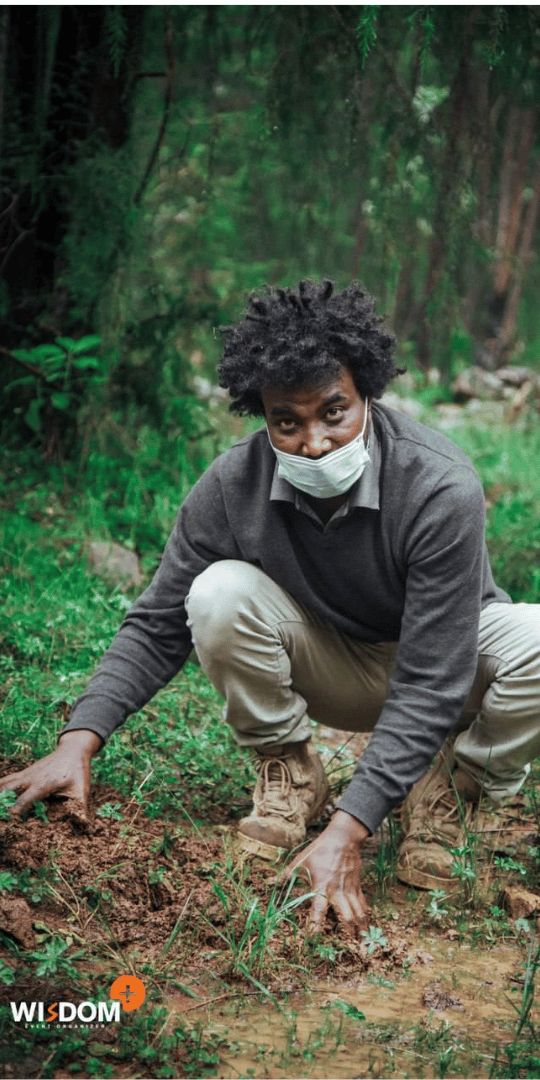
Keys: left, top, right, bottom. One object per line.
{"left": 65, "top": 403, "right": 509, "bottom": 833}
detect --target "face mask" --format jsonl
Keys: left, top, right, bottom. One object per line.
{"left": 269, "top": 403, "right": 370, "bottom": 500}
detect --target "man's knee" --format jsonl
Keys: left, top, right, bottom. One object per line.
{"left": 185, "top": 559, "right": 265, "bottom": 639}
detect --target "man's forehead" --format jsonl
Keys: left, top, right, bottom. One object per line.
{"left": 262, "top": 368, "right": 355, "bottom": 409}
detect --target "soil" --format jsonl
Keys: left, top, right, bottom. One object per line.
{"left": 0, "top": 748, "right": 539, "bottom": 1079}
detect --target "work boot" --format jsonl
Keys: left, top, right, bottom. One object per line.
{"left": 396, "top": 742, "right": 478, "bottom": 893}
{"left": 237, "top": 740, "right": 329, "bottom": 859}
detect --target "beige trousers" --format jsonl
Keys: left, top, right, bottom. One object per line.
{"left": 185, "top": 560, "right": 540, "bottom": 804}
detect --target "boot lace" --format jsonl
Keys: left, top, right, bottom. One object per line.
{"left": 253, "top": 757, "right": 300, "bottom": 820}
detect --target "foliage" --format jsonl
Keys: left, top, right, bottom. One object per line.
{"left": 2, "top": 6, "right": 540, "bottom": 466}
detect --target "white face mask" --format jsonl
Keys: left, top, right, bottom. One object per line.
{"left": 269, "top": 402, "right": 370, "bottom": 500}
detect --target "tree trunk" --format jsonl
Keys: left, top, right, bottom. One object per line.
{"left": 480, "top": 105, "right": 539, "bottom": 366}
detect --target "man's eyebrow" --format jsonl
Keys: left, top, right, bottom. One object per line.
{"left": 320, "top": 391, "right": 348, "bottom": 407}
{"left": 268, "top": 391, "right": 349, "bottom": 417}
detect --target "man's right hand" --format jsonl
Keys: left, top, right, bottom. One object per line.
{"left": 0, "top": 730, "right": 103, "bottom": 820}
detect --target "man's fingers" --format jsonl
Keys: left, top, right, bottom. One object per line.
{"left": 280, "top": 850, "right": 311, "bottom": 884}
{"left": 0, "top": 771, "right": 26, "bottom": 794}
{"left": 307, "top": 892, "right": 329, "bottom": 933}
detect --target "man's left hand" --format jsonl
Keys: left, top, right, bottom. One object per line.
{"left": 282, "top": 809, "right": 370, "bottom": 933}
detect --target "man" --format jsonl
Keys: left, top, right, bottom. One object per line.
{"left": 2, "top": 279, "right": 539, "bottom": 932}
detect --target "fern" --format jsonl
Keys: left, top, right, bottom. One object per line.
{"left": 356, "top": 6, "right": 380, "bottom": 70}
{"left": 104, "top": 5, "right": 127, "bottom": 79}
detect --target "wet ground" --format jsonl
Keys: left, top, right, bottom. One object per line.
{"left": 0, "top": 742, "right": 539, "bottom": 1079}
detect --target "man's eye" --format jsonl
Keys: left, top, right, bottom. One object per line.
{"left": 326, "top": 407, "right": 344, "bottom": 420}
{"left": 278, "top": 419, "right": 296, "bottom": 431}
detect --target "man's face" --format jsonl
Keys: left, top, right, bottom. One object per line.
{"left": 262, "top": 366, "right": 368, "bottom": 458}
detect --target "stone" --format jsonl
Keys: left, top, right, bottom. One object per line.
{"left": 452, "top": 367, "right": 505, "bottom": 402}
{"left": 501, "top": 885, "right": 540, "bottom": 920}
{"left": 0, "top": 895, "right": 36, "bottom": 949}
{"left": 496, "top": 366, "right": 535, "bottom": 387}
{"left": 381, "top": 392, "right": 424, "bottom": 420}
{"left": 87, "top": 542, "right": 143, "bottom": 589}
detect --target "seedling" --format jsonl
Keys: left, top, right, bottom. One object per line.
{"left": 426, "top": 888, "right": 449, "bottom": 922}
{"left": 360, "top": 925, "right": 388, "bottom": 954}
{"left": 0, "top": 790, "right": 17, "bottom": 820}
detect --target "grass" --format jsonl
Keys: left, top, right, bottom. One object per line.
{"left": 2, "top": 407, "right": 540, "bottom": 1076}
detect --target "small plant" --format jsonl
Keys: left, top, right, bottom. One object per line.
{"left": 493, "top": 855, "right": 527, "bottom": 878}
{"left": 426, "top": 888, "right": 449, "bottom": 922}
{"left": 33, "top": 800, "right": 48, "bottom": 823}
{"left": 0, "top": 790, "right": 17, "bottom": 820}
{"left": 6, "top": 335, "right": 104, "bottom": 453}
{"left": 450, "top": 844, "right": 477, "bottom": 890}
{"left": 149, "top": 865, "right": 166, "bottom": 885}
{"left": 360, "top": 925, "right": 388, "bottom": 954}
{"left": 29, "top": 936, "right": 85, "bottom": 978}
{"left": 0, "top": 960, "right": 15, "bottom": 986}
{"left": 96, "top": 802, "right": 123, "bottom": 821}
{"left": 0, "top": 871, "right": 18, "bottom": 893}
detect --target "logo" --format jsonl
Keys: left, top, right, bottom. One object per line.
{"left": 110, "top": 975, "right": 146, "bottom": 1013}
{"left": 10, "top": 976, "right": 146, "bottom": 1029}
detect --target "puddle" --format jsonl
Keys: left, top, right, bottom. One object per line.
{"left": 169, "top": 935, "right": 529, "bottom": 1079}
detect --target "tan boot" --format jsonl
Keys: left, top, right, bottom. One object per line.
{"left": 237, "top": 740, "right": 329, "bottom": 859}
{"left": 396, "top": 742, "right": 477, "bottom": 893}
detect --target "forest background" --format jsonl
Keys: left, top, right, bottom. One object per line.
{"left": 2, "top": 5, "right": 540, "bottom": 486}
{"left": 1, "top": 8, "right": 540, "bottom": 1077}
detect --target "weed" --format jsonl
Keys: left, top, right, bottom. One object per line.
{"left": 360, "top": 925, "right": 388, "bottom": 954}
{"left": 0, "top": 960, "right": 15, "bottom": 985}
{"left": 425, "top": 888, "right": 450, "bottom": 923}
{"left": 0, "top": 871, "right": 19, "bottom": 893}
{"left": 449, "top": 843, "right": 477, "bottom": 895}
{"left": 374, "top": 813, "right": 400, "bottom": 895}
{"left": 493, "top": 854, "right": 528, "bottom": 878}
{"left": 96, "top": 802, "right": 123, "bottom": 821}
{"left": 210, "top": 873, "right": 314, "bottom": 986}
{"left": 0, "top": 789, "right": 17, "bottom": 819}
{"left": 29, "top": 936, "right": 85, "bottom": 978}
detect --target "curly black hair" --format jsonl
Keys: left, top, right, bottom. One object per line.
{"left": 218, "top": 279, "right": 403, "bottom": 416}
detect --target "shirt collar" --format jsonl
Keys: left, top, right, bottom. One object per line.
{"left": 269, "top": 425, "right": 381, "bottom": 516}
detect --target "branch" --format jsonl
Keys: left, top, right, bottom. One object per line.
{"left": 134, "top": 11, "right": 175, "bottom": 205}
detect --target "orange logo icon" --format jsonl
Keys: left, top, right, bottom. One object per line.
{"left": 110, "top": 975, "right": 146, "bottom": 1012}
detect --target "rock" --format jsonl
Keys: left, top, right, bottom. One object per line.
{"left": 87, "top": 542, "right": 143, "bottom": 589}
{"left": 381, "top": 392, "right": 424, "bottom": 420}
{"left": 462, "top": 399, "right": 507, "bottom": 424}
{"left": 452, "top": 367, "right": 505, "bottom": 402}
{"left": 501, "top": 885, "right": 540, "bottom": 920}
{"left": 422, "top": 981, "right": 463, "bottom": 1010}
{"left": 0, "top": 895, "right": 36, "bottom": 949}
{"left": 434, "top": 404, "right": 467, "bottom": 430}
{"left": 496, "top": 366, "right": 535, "bottom": 387}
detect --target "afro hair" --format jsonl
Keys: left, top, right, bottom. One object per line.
{"left": 218, "top": 279, "right": 403, "bottom": 416}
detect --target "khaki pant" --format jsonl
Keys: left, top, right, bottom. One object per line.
{"left": 185, "top": 560, "right": 540, "bottom": 804}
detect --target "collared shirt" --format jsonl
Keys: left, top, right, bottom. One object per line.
{"left": 269, "top": 427, "right": 381, "bottom": 529}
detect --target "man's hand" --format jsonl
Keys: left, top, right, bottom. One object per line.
{"left": 0, "top": 730, "right": 102, "bottom": 820}
{"left": 283, "top": 809, "right": 370, "bottom": 933}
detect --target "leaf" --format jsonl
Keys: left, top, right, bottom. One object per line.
{"left": 23, "top": 399, "right": 42, "bottom": 434}
{"left": 65, "top": 334, "right": 102, "bottom": 355}
{"left": 27, "top": 344, "right": 65, "bottom": 362}
{"left": 72, "top": 356, "right": 100, "bottom": 370}
{"left": 50, "top": 392, "right": 71, "bottom": 411}
{"left": 4, "top": 377, "right": 35, "bottom": 392}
